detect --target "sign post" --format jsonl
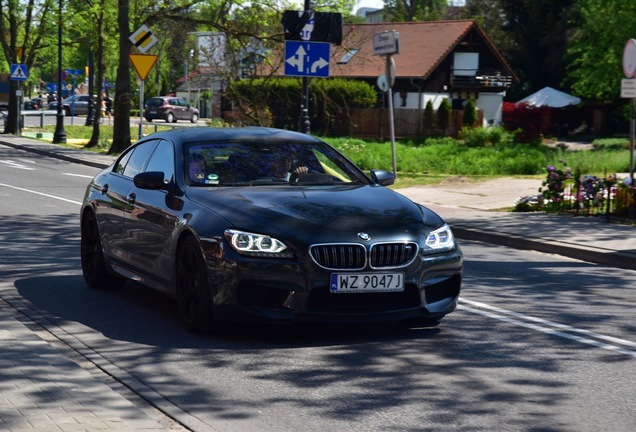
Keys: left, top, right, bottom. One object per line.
{"left": 282, "top": 6, "right": 342, "bottom": 134}
{"left": 373, "top": 31, "right": 399, "bottom": 178}
{"left": 130, "top": 54, "right": 158, "bottom": 139}
{"left": 10, "top": 64, "right": 28, "bottom": 137}
{"left": 623, "top": 39, "right": 636, "bottom": 195}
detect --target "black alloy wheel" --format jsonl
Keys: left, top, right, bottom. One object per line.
{"left": 176, "top": 236, "right": 214, "bottom": 332}
{"left": 80, "top": 212, "right": 125, "bottom": 289}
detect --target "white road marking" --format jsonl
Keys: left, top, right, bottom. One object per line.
{"left": 1, "top": 159, "right": 36, "bottom": 170}
{"left": 0, "top": 182, "right": 82, "bottom": 205}
{"left": 62, "top": 172, "right": 94, "bottom": 179}
{"left": 459, "top": 298, "right": 636, "bottom": 357}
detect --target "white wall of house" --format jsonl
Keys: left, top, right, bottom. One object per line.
{"left": 476, "top": 92, "right": 504, "bottom": 125}
{"left": 392, "top": 90, "right": 505, "bottom": 126}
{"left": 393, "top": 92, "right": 451, "bottom": 110}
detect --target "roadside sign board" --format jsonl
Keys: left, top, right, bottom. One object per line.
{"left": 621, "top": 78, "right": 636, "bottom": 98}
{"left": 129, "top": 54, "right": 158, "bottom": 80}
{"left": 373, "top": 31, "right": 400, "bottom": 56}
{"left": 284, "top": 41, "right": 330, "bottom": 78}
{"left": 624, "top": 39, "right": 636, "bottom": 78}
{"left": 10, "top": 64, "right": 28, "bottom": 81}
{"left": 129, "top": 25, "right": 158, "bottom": 54}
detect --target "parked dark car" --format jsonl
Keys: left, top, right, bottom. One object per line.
{"left": 144, "top": 96, "right": 199, "bottom": 123}
{"left": 80, "top": 127, "right": 463, "bottom": 332}
{"left": 48, "top": 94, "right": 95, "bottom": 116}
{"left": 23, "top": 99, "right": 43, "bottom": 110}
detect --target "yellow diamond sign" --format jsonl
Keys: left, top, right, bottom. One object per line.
{"left": 129, "top": 24, "right": 158, "bottom": 53}
{"left": 130, "top": 54, "right": 158, "bottom": 81}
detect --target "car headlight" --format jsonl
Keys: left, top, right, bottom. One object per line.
{"left": 224, "top": 229, "right": 293, "bottom": 258}
{"left": 422, "top": 224, "right": 456, "bottom": 254}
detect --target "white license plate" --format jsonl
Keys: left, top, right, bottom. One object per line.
{"left": 330, "top": 273, "right": 404, "bottom": 293}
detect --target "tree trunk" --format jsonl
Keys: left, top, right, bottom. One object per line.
{"left": 108, "top": 0, "right": 131, "bottom": 154}
{"left": 87, "top": 4, "right": 106, "bottom": 148}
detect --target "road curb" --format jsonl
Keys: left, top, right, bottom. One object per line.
{"left": 452, "top": 225, "right": 636, "bottom": 271}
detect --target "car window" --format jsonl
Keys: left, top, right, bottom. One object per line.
{"left": 146, "top": 98, "right": 163, "bottom": 107}
{"left": 184, "top": 140, "right": 369, "bottom": 186}
{"left": 122, "top": 141, "right": 157, "bottom": 178}
{"left": 145, "top": 140, "right": 175, "bottom": 184}
{"left": 114, "top": 147, "right": 134, "bottom": 175}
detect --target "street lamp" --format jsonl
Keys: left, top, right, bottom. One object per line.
{"left": 53, "top": 0, "right": 66, "bottom": 144}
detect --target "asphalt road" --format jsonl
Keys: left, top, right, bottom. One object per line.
{"left": 1, "top": 144, "right": 636, "bottom": 431}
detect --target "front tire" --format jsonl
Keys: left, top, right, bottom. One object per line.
{"left": 191, "top": 113, "right": 199, "bottom": 123}
{"left": 80, "top": 212, "right": 125, "bottom": 289}
{"left": 176, "top": 236, "right": 214, "bottom": 332}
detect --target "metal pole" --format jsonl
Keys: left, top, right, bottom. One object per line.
{"left": 630, "top": 97, "right": 635, "bottom": 185}
{"left": 15, "top": 82, "right": 21, "bottom": 136}
{"left": 300, "top": 0, "right": 312, "bottom": 134}
{"left": 85, "top": 51, "right": 94, "bottom": 126}
{"left": 138, "top": 79, "right": 144, "bottom": 140}
{"left": 387, "top": 55, "right": 397, "bottom": 178}
{"left": 53, "top": 0, "right": 66, "bottom": 144}
{"left": 301, "top": 77, "right": 310, "bottom": 134}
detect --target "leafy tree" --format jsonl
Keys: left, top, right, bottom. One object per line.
{"left": 423, "top": 99, "right": 435, "bottom": 133}
{"left": 566, "top": 0, "right": 636, "bottom": 101}
{"left": 0, "top": 0, "right": 56, "bottom": 134}
{"left": 498, "top": 0, "right": 577, "bottom": 99}
{"left": 384, "top": 0, "right": 446, "bottom": 22}
{"left": 462, "top": 97, "right": 477, "bottom": 127}
{"left": 436, "top": 97, "right": 451, "bottom": 133}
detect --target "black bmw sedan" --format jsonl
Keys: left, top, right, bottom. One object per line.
{"left": 80, "top": 127, "right": 463, "bottom": 332}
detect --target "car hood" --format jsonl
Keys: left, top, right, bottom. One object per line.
{"left": 185, "top": 185, "right": 442, "bottom": 238}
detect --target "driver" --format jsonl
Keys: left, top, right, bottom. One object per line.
{"left": 270, "top": 153, "right": 309, "bottom": 180}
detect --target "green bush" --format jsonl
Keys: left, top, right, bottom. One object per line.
{"left": 462, "top": 97, "right": 478, "bottom": 128}
{"left": 459, "top": 126, "right": 515, "bottom": 147}
{"left": 436, "top": 98, "right": 451, "bottom": 132}
{"left": 229, "top": 77, "right": 376, "bottom": 134}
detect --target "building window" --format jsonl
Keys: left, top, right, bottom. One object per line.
{"left": 338, "top": 49, "right": 359, "bottom": 65}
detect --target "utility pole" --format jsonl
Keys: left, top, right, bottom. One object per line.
{"left": 300, "top": 0, "right": 313, "bottom": 134}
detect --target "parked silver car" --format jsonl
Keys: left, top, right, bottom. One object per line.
{"left": 49, "top": 94, "right": 95, "bottom": 116}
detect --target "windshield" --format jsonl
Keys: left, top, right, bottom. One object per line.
{"left": 184, "top": 140, "right": 370, "bottom": 187}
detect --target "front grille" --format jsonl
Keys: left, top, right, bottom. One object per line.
{"left": 309, "top": 244, "right": 366, "bottom": 270}
{"left": 310, "top": 242, "right": 418, "bottom": 270}
{"left": 370, "top": 243, "right": 418, "bottom": 269}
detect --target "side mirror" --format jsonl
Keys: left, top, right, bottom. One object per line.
{"left": 370, "top": 169, "right": 395, "bottom": 186}
{"left": 133, "top": 171, "right": 169, "bottom": 190}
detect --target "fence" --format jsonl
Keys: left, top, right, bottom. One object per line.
{"left": 537, "top": 179, "right": 636, "bottom": 224}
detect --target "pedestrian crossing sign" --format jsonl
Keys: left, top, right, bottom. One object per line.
{"left": 10, "top": 64, "right": 28, "bottom": 81}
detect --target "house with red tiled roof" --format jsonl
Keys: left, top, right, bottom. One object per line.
{"left": 329, "top": 20, "right": 517, "bottom": 125}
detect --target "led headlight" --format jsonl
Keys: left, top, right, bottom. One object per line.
{"left": 423, "top": 224, "right": 456, "bottom": 254}
{"left": 224, "top": 229, "right": 293, "bottom": 258}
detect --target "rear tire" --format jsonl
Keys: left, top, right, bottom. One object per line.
{"left": 166, "top": 112, "right": 175, "bottom": 123}
{"left": 176, "top": 236, "right": 214, "bottom": 332}
{"left": 80, "top": 212, "right": 126, "bottom": 289}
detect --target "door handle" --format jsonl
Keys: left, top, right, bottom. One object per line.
{"left": 127, "top": 193, "right": 136, "bottom": 205}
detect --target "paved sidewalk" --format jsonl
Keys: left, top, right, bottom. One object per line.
{"left": 0, "top": 133, "right": 634, "bottom": 431}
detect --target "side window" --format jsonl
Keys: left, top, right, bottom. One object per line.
{"left": 114, "top": 147, "right": 134, "bottom": 175}
{"left": 122, "top": 141, "right": 157, "bottom": 178}
{"left": 145, "top": 140, "right": 175, "bottom": 184}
